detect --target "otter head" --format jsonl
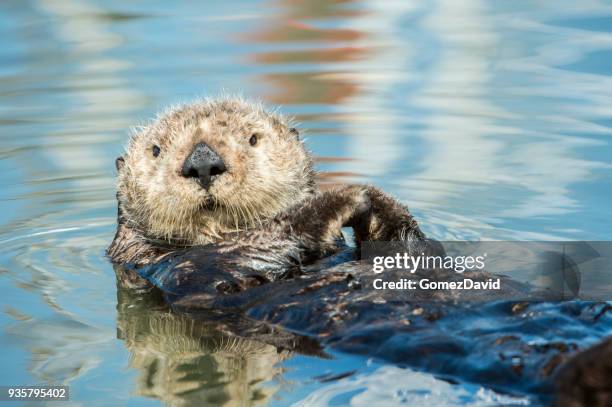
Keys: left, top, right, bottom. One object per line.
{"left": 116, "top": 98, "right": 315, "bottom": 246}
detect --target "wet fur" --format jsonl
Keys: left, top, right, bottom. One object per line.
{"left": 113, "top": 97, "right": 315, "bottom": 251}
{"left": 107, "top": 97, "right": 426, "bottom": 270}
{"left": 108, "top": 98, "right": 610, "bottom": 406}
{"left": 554, "top": 337, "right": 612, "bottom": 407}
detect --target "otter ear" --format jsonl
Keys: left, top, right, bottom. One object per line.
{"left": 289, "top": 127, "right": 300, "bottom": 140}
{"left": 115, "top": 156, "right": 125, "bottom": 171}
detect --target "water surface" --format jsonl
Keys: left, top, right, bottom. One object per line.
{"left": 1, "top": 0, "right": 612, "bottom": 405}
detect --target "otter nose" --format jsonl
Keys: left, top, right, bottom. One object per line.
{"left": 181, "top": 142, "right": 227, "bottom": 189}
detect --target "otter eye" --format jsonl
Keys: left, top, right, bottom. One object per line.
{"left": 249, "top": 134, "right": 258, "bottom": 146}
{"left": 152, "top": 145, "right": 161, "bottom": 157}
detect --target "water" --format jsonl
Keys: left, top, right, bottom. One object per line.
{"left": 1, "top": 0, "right": 611, "bottom": 405}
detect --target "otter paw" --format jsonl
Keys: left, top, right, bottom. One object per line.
{"left": 351, "top": 186, "right": 372, "bottom": 217}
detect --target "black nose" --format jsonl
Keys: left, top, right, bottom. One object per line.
{"left": 181, "top": 142, "right": 227, "bottom": 189}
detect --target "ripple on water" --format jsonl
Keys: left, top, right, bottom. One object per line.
{"left": 0, "top": 221, "right": 118, "bottom": 382}
{"left": 294, "top": 365, "right": 530, "bottom": 407}
{"left": 0, "top": 0, "right": 612, "bottom": 405}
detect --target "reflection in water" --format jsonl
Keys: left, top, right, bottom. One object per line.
{"left": 245, "top": 0, "right": 612, "bottom": 240}
{"left": 1, "top": 0, "right": 612, "bottom": 405}
{"left": 246, "top": 0, "right": 364, "bottom": 105}
{"left": 297, "top": 365, "right": 530, "bottom": 406}
{"left": 115, "top": 268, "right": 288, "bottom": 407}
{"left": 394, "top": 0, "right": 608, "bottom": 238}
{"left": 244, "top": 0, "right": 374, "bottom": 189}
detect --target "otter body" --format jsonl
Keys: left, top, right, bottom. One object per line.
{"left": 108, "top": 97, "right": 427, "bottom": 285}
{"left": 109, "top": 98, "right": 611, "bottom": 405}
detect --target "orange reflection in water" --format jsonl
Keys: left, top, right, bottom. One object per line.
{"left": 242, "top": 0, "right": 371, "bottom": 185}
{"left": 243, "top": 0, "right": 368, "bottom": 105}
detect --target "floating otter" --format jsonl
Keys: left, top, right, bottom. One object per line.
{"left": 108, "top": 97, "right": 611, "bottom": 405}
{"left": 108, "top": 97, "right": 427, "bottom": 281}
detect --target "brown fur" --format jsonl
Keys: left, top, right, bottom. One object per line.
{"left": 554, "top": 337, "right": 612, "bottom": 407}
{"left": 107, "top": 97, "right": 426, "bottom": 268}
{"left": 108, "top": 97, "right": 319, "bottom": 265}
{"left": 107, "top": 99, "right": 612, "bottom": 404}
{"left": 113, "top": 97, "right": 314, "bottom": 250}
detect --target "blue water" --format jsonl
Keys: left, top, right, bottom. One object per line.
{"left": 0, "top": 0, "right": 611, "bottom": 405}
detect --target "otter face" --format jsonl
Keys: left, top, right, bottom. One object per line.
{"left": 117, "top": 98, "right": 315, "bottom": 245}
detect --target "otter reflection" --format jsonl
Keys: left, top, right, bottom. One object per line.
{"left": 114, "top": 266, "right": 322, "bottom": 407}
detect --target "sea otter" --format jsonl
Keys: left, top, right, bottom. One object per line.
{"left": 108, "top": 97, "right": 428, "bottom": 285}
{"left": 108, "top": 97, "right": 610, "bottom": 405}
